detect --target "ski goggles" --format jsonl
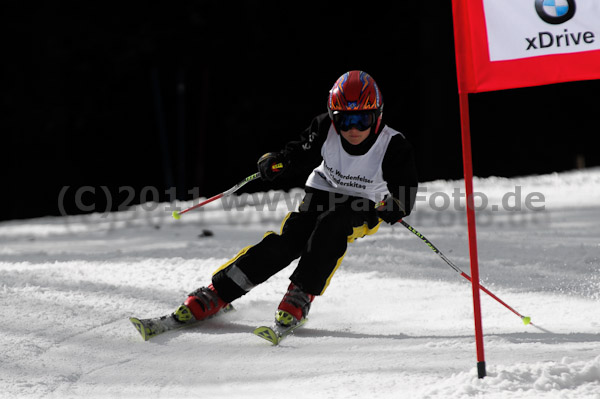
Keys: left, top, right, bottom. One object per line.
{"left": 332, "top": 111, "right": 377, "bottom": 131}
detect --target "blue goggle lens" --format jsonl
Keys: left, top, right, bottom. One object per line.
{"left": 335, "top": 112, "right": 376, "bottom": 131}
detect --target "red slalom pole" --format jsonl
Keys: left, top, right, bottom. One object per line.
{"left": 172, "top": 172, "right": 261, "bottom": 219}
{"left": 458, "top": 91, "right": 486, "bottom": 379}
{"left": 451, "top": 0, "right": 486, "bottom": 378}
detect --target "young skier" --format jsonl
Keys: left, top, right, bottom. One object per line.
{"left": 131, "top": 70, "right": 419, "bottom": 341}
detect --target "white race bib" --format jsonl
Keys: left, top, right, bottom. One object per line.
{"left": 305, "top": 125, "right": 401, "bottom": 202}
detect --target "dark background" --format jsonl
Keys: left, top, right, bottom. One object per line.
{"left": 2, "top": 2, "right": 599, "bottom": 221}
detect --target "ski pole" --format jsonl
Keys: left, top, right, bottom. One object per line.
{"left": 172, "top": 172, "right": 262, "bottom": 219}
{"left": 399, "top": 219, "right": 532, "bottom": 326}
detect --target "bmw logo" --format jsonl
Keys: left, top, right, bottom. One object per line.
{"left": 535, "top": 0, "right": 576, "bottom": 24}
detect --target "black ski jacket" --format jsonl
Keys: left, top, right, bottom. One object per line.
{"left": 277, "top": 113, "right": 419, "bottom": 217}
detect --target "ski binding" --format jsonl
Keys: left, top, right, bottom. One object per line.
{"left": 130, "top": 303, "right": 235, "bottom": 341}
{"left": 253, "top": 318, "right": 307, "bottom": 345}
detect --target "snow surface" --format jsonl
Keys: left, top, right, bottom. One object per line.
{"left": 1, "top": 169, "right": 599, "bottom": 399}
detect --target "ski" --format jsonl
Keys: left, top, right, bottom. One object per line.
{"left": 253, "top": 318, "right": 307, "bottom": 345}
{"left": 130, "top": 304, "right": 235, "bottom": 341}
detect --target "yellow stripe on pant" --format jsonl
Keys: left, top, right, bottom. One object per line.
{"left": 212, "top": 212, "right": 293, "bottom": 276}
{"left": 212, "top": 244, "right": 254, "bottom": 276}
{"left": 320, "top": 219, "right": 383, "bottom": 295}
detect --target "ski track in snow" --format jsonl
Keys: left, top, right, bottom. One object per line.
{"left": 1, "top": 169, "right": 599, "bottom": 398}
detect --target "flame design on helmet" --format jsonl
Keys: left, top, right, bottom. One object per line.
{"left": 328, "top": 71, "right": 383, "bottom": 113}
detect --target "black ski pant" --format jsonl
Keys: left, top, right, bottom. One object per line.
{"left": 211, "top": 188, "right": 382, "bottom": 303}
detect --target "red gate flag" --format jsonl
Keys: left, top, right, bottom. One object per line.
{"left": 453, "top": 0, "right": 600, "bottom": 93}
{"left": 448, "top": 0, "right": 598, "bottom": 379}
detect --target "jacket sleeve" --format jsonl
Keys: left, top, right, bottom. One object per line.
{"left": 278, "top": 113, "right": 331, "bottom": 179}
{"left": 381, "top": 134, "right": 419, "bottom": 217}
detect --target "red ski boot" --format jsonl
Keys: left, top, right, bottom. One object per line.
{"left": 174, "top": 284, "right": 229, "bottom": 323}
{"left": 275, "top": 283, "right": 315, "bottom": 327}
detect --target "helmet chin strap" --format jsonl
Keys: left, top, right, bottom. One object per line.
{"left": 330, "top": 119, "right": 340, "bottom": 135}
{"left": 373, "top": 112, "right": 383, "bottom": 135}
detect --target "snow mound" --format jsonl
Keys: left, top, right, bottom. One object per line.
{"left": 425, "top": 355, "right": 600, "bottom": 399}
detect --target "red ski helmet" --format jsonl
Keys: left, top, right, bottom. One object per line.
{"left": 327, "top": 71, "right": 384, "bottom": 134}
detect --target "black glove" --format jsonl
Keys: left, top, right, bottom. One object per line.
{"left": 257, "top": 152, "right": 288, "bottom": 181}
{"left": 376, "top": 196, "right": 406, "bottom": 225}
